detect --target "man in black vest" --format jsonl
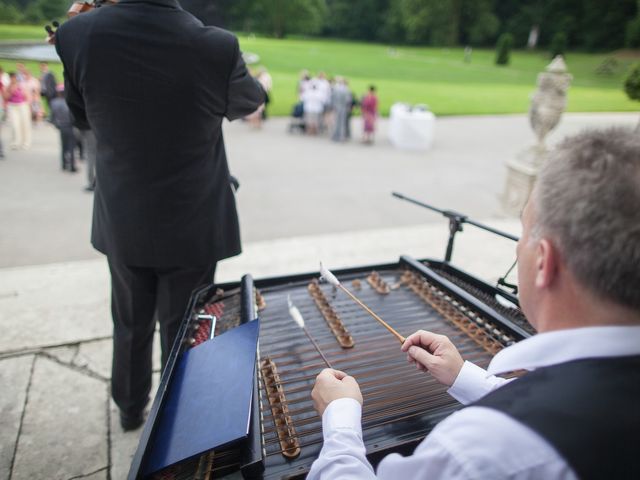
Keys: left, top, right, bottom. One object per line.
{"left": 55, "top": 0, "right": 264, "bottom": 431}
{"left": 309, "top": 128, "right": 640, "bottom": 479}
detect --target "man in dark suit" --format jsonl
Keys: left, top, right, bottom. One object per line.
{"left": 55, "top": 0, "right": 265, "bottom": 431}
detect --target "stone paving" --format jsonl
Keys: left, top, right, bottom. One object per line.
{"left": 0, "top": 112, "right": 636, "bottom": 479}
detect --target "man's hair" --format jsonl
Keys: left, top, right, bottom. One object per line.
{"left": 535, "top": 127, "right": 640, "bottom": 310}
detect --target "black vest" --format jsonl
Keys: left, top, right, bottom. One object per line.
{"left": 473, "top": 356, "right": 640, "bottom": 480}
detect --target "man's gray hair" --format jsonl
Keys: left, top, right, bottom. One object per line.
{"left": 535, "top": 127, "right": 640, "bottom": 310}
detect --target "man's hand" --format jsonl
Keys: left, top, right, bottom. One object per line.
{"left": 312, "top": 369, "right": 363, "bottom": 416}
{"left": 401, "top": 330, "right": 464, "bottom": 387}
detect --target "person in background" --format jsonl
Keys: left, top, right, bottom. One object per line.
{"left": 314, "top": 72, "right": 331, "bottom": 134}
{"left": 0, "top": 73, "right": 5, "bottom": 158}
{"left": 330, "top": 76, "right": 351, "bottom": 142}
{"left": 360, "top": 85, "right": 378, "bottom": 144}
{"left": 39, "top": 62, "right": 58, "bottom": 114}
{"left": 245, "top": 68, "right": 265, "bottom": 128}
{"left": 0, "top": 66, "right": 9, "bottom": 88}
{"left": 257, "top": 67, "right": 272, "bottom": 120}
{"left": 346, "top": 80, "right": 358, "bottom": 140}
{"left": 22, "top": 68, "right": 43, "bottom": 122}
{"left": 49, "top": 84, "right": 77, "bottom": 172}
{"left": 15, "top": 63, "right": 27, "bottom": 82}
{"left": 4, "top": 72, "right": 31, "bottom": 150}
{"left": 298, "top": 69, "right": 312, "bottom": 100}
{"left": 308, "top": 127, "right": 640, "bottom": 480}
{"left": 301, "top": 82, "right": 324, "bottom": 135}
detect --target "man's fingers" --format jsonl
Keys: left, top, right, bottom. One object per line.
{"left": 317, "top": 368, "right": 347, "bottom": 381}
{"left": 408, "top": 345, "right": 437, "bottom": 370}
{"left": 331, "top": 369, "right": 348, "bottom": 380}
{"left": 342, "top": 375, "right": 358, "bottom": 387}
{"left": 402, "top": 330, "right": 442, "bottom": 352}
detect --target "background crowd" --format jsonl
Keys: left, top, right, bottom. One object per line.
{"left": 0, "top": 61, "right": 96, "bottom": 190}
{"left": 294, "top": 70, "right": 379, "bottom": 144}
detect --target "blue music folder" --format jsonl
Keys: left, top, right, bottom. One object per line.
{"left": 143, "top": 319, "right": 260, "bottom": 475}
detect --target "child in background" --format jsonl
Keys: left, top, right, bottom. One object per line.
{"left": 360, "top": 85, "right": 378, "bottom": 144}
{"left": 49, "top": 84, "right": 77, "bottom": 172}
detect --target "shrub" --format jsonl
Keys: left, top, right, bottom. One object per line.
{"left": 495, "top": 33, "right": 513, "bottom": 66}
{"left": 624, "top": 62, "right": 640, "bottom": 101}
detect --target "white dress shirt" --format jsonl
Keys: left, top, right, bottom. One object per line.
{"left": 307, "top": 325, "right": 640, "bottom": 480}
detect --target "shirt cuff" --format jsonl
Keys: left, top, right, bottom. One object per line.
{"left": 447, "top": 361, "right": 495, "bottom": 405}
{"left": 322, "top": 398, "right": 363, "bottom": 439}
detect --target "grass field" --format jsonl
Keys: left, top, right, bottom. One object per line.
{"left": 1, "top": 24, "right": 638, "bottom": 116}
{"left": 0, "top": 24, "right": 46, "bottom": 41}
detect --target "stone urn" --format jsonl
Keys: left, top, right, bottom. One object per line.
{"left": 502, "top": 56, "right": 572, "bottom": 215}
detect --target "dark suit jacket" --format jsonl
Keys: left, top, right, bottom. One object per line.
{"left": 55, "top": 0, "right": 264, "bottom": 267}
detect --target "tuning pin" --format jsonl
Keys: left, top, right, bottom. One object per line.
{"left": 52, "top": 20, "right": 60, "bottom": 27}
{"left": 45, "top": 25, "right": 53, "bottom": 35}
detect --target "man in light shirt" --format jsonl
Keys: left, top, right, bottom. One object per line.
{"left": 309, "top": 127, "right": 640, "bottom": 480}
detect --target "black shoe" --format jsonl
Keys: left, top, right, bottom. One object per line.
{"left": 69, "top": 167, "right": 78, "bottom": 173}
{"left": 84, "top": 185, "right": 95, "bottom": 192}
{"left": 120, "top": 411, "right": 145, "bottom": 431}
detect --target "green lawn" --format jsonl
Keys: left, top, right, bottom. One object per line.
{"left": 1, "top": 24, "right": 637, "bottom": 116}
{"left": 0, "top": 24, "right": 48, "bottom": 41}
{"left": 240, "top": 36, "right": 639, "bottom": 116}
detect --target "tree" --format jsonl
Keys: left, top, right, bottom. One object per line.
{"left": 180, "top": 0, "right": 230, "bottom": 26}
{"left": 495, "top": 32, "right": 513, "bottom": 65}
{"left": 624, "top": 62, "right": 640, "bottom": 131}
{"left": 324, "top": 0, "right": 390, "bottom": 41}
{"left": 579, "top": 0, "right": 636, "bottom": 51}
{"left": 460, "top": 0, "right": 499, "bottom": 46}
{"left": 22, "top": 2, "right": 43, "bottom": 23}
{"left": 379, "top": 0, "right": 405, "bottom": 42}
{"left": 216, "top": 0, "right": 639, "bottom": 48}
{"left": 36, "top": 0, "right": 68, "bottom": 21}
{"left": 626, "top": 16, "right": 640, "bottom": 47}
{"left": 0, "top": 1, "right": 23, "bottom": 24}
{"left": 252, "top": 0, "right": 327, "bottom": 38}
{"left": 550, "top": 32, "right": 567, "bottom": 58}
{"left": 400, "top": 0, "right": 458, "bottom": 45}
{"left": 495, "top": 0, "right": 544, "bottom": 48}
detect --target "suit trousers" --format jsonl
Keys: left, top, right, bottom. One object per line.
{"left": 82, "top": 130, "right": 97, "bottom": 187}
{"left": 60, "top": 127, "right": 76, "bottom": 170}
{"left": 108, "top": 258, "right": 216, "bottom": 416}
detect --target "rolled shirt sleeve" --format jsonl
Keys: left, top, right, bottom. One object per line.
{"left": 447, "top": 361, "right": 510, "bottom": 405}
{"left": 307, "top": 398, "right": 376, "bottom": 480}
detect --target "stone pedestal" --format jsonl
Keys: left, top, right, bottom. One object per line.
{"left": 502, "top": 144, "right": 549, "bottom": 215}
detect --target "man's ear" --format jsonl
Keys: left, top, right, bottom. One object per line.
{"left": 535, "top": 238, "right": 559, "bottom": 288}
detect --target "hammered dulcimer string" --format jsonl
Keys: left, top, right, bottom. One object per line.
{"left": 258, "top": 271, "right": 503, "bottom": 457}
{"left": 166, "top": 268, "right": 509, "bottom": 477}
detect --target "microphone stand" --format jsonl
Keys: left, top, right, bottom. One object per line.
{"left": 392, "top": 192, "right": 520, "bottom": 294}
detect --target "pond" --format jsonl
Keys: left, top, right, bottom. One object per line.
{"left": 0, "top": 44, "right": 59, "bottom": 62}
{"left": 0, "top": 44, "right": 259, "bottom": 65}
